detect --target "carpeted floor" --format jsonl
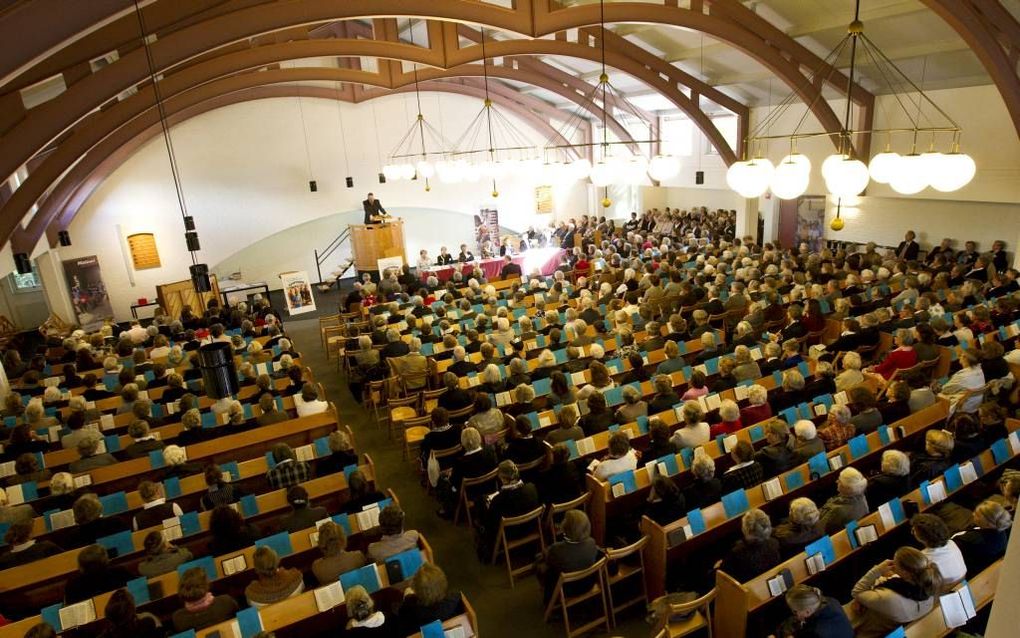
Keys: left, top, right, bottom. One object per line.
{"left": 286, "top": 316, "right": 650, "bottom": 638}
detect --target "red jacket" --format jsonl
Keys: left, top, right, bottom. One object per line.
{"left": 710, "top": 419, "right": 743, "bottom": 438}
{"left": 872, "top": 347, "right": 918, "bottom": 380}
{"left": 740, "top": 403, "right": 773, "bottom": 426}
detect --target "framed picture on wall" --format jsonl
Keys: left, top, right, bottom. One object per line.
{"left": 127, "top": 233, "right": 161, "bottom": 270}
{"left": 535, "top": 185, "right": 553, "bottom": 214}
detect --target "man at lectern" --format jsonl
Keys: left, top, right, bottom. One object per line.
{"left": 363, "top": 192, "right": 389, "bottom": 225}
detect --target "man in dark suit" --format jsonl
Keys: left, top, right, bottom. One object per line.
{"left": 499, "top": 256, "right": 522, "bottom": 279}
{"left": 363, "top": 193, "right": 388, "bottom": 224}
{"left": 895, "top": 230, "right": 920, "bottom": 261}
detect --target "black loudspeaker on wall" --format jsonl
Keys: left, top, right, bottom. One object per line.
{"left": 190, "top": 263, "right": 211, "bottom": 292}
{"left": 695, "top": 171, "right": 705, "bottom": 185}
{"left": 14, "top": 253, "right": 31, "bottom": 274}
{"left": 185, "top": 231, "right": 201, "bottom": 251}
{"left": 57, "top": 230, "right": 71, "bottom": 246}
{"left": 197, "top": 342, "right": 239, "bottom": 399}
{"left": 378, "top": 172, "right": 386, "bottom": 184}
{"left": 184, "top": 216, "right": 196, "bottom": 231}
{"left": 345, "top": 176, "right": 354, "bottom": 188}
{"left": 308, "top": 180, "right": 318, "bottom": 192}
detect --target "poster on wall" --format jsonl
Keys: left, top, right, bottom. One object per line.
{"left": 63, "top": 255, "right": 113, "bottom": 331}
{"left": 377, "top": 256, "right": 403, "bottom": 278}
{"left": 796, "top": 196, "right": 826, "bottom": 253}
{"left": 279, "top": 270, "right": 316, "bottom": 316}
{"left": 535, "top": 185, "right": 554, "bottom": 214}
{"left": 475, "top": 206, "right": 500, "bottom": 258}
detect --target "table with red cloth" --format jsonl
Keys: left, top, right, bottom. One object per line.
{"left": 419, "top": 247, "right": 566, "bottom": 282}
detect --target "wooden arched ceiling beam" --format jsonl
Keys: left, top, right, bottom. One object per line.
{"left": 0, "top": 39, "right": 668, "bottom": 250}
{"left": 0, "top": 0, "right": 873, "bottom": 189}
{"left": 12, "top": 75, "right": 585, "bottom": 254}
{"left": 920, "top": 0, "right": 1020, "bottom": 141}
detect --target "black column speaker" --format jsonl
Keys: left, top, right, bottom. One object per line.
{"left": 14, "top": 253, "right": 31, "bottom": 274}
{"left": 198, "top": 342, "right": 239, "bottom": 399}
{"left": 185, "top": 231, "right": 201, "bottom": 251}
{"left": 58, "top": 231, "right": 71, "bottom": 246}
{"left": 190, "top": 263, "right": 211, "bottom": 292}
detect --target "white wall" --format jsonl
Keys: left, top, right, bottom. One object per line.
{"left": 53, "top": 93, "right": 587, "bottom": 320}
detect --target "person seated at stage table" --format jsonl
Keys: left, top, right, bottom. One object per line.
{"left": 457, "top": 243, "right": 475, "bottom": 262}
{"left": 500, "top": 255, "right": 522, "bottom": 279}
{"left": 436, "top": 246, "right": 455, "bottom": 265}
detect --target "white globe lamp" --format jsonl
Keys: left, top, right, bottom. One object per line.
{"left": 397, "top": 163, "right": 416, "bottom": 180}
{"left": 647, "top": 155, "right": 681, "bottom": 181}
{"left": 382, "top": 164, "right": 403, "bottom": 181}
{"left": 415, "top": 160, "right": 435, "bottom": 179}
{"left": 590, "top": 161, "right": 615, "bottom": 187}
{"left": 868, "top": 151, "right": 900, "bottom": 184}
{"left": 821, "top": 153, "right": 850, "bottom": 182}
{"left": 888, "top": 153, "right": 928, "bottom": 194}
{"left": 727, "top": 158, "right": 773, "bottom": 198}
{"left": 824, "top": 158, "right": 870, "bottom": 198}
{"left": 779, "top": 153, "right": 812, "bottom": 174}
{"left": 930, "top": 152, "right": 975, "bottom": 192}
{"left": 771, "top": 159, "right": 810, "bottom": 199}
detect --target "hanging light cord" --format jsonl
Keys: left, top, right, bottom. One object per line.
{"left": 334, "top": 82, "right": 351, "bottom": 176}
{"left": 132, "top": 0, "right": 196, "bottom": 265}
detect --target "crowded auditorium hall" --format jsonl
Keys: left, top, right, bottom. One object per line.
{"left": 0, "top": 1, "right": 1019, "bottom": 638}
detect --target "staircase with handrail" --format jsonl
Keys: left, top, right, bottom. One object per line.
{"left": 313, "top": 226, "right": 355, "bottom": 286}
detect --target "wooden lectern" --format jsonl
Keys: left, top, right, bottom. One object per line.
{"left": 350, "top": 219, "right": 407, "bottom": 273}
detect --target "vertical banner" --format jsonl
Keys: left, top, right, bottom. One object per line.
{"left": 475, "top": 206, "right": 500, "bottom": 257}
{"left": 796, "top": 196, "right": 826, "bottom": 253}
{"left": 279, "top": 270, "right": 317, "bottom": 316}
{"left": 535, "top": 185, "right": 554, "bottom": 214}
{"left": 62, "top": 255, "right": 113, "bottom": 331}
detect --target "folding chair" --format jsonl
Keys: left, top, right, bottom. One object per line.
{"left": 454, "top": 468, "right": 498, "bottom": 527}
{"left": 388, "top": 394, "right": 420, "bottom": 440}
{"left": 653, "top": 588, "right": 716, "bottom": 638}
{"left": 543, "top": 557, "right": 611, "bottom": 638}
{"left": 490, "top": 505, "right": 546, "bottom": 587}
{"left": 604, "top": 535, "right": 650, "bottom": 626}
{"left": 544, "top": 492, "right": 591, "bottom": 545}
{"left": 401, "top": 413, "right": 432, "bottom": 461}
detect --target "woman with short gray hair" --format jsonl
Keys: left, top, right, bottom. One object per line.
{"left": 719, "top": 508, "right": 782, "bottom": 582}
{"left": 614, "top": 385, "right": 648, "bottom": 423}
{"left": 818, "top": 467, "right": 869, "bottom": 535}
{"left": 773, "top": 497, "right": 824, "bottom": 557}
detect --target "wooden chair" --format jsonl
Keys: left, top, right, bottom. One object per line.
{"left": 490, "top": 505, "right": 547, "bottom": 587}
{"left": 447, "top": 404, "right": 475, "bottom": 423}
{"left": 544, "top": 492, "right": 591, "bottom": 544}
{"left": 604, "top": 535, "right": 650, "bottom": 626}
{"left": 388, "top": 395, "right": 420, "bottom": 440}
{"left": 401, "top": 414, "right": 432, "bottom": 461}
{"left": 318, "top": 314, "right": 340, "bottom": 349}
{"left": 654, "top": 588, "right": 717, "bottom": 638}
{"left": 421, "top": 387, "right": 447, "bottom": 413}
{"left": 364, "top": 376, "right": 397, "bottom": 423}
{"left": 322, "top": 325, "right": 345, "bottom": 360}
{"left": 454, "top": 468, "right": 499, "bottom": 527}
{"left": 543, "top": 557, "right": 611, "bottom": 638}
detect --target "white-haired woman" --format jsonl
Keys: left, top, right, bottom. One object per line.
{"left": 818, "top": 468, "right": 868, "bottom": 535}
{"left": 773, "top": 497, "right": 824, "bottom": 557}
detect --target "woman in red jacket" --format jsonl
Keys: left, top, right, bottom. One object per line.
{"left": 868, "top": 328, "right": 918, "bottom": 381}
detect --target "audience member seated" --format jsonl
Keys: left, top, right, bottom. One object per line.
{"left": 755, "top": 420, "right": 797, "bottom": 478}
{"left": 740, "top": 384, "right": 773, "bottom": 426}
{"left": 866, "top": 450, "right": 912, "bottom": 508}
{"left": 909, "top": 429, "right": 955, "bottom": 485}
{"left": 721, "top": 440, "right": 763, "bottom": 493}
{"left": 172, "top": 566, "right": 240, "bottom": 632}
{"left": 774, "top": 584, "right": 854, "bottom": 638}
{"left": 133, "top": 480, "right": 184, "bottom": 530}
{"left": 65, "top": 544, "right": 133, "bottom": 603}
{"left": 644, "top": 418, "right": 678, "bottom": 460}
{"left": 849, "top": 386, "right": 883, "bottom": 435}
{"left": 69, "top": 432, "right": 118, "bottom": 473}
{"left": 367, "top": 503, "right": 419, "bottom": 563}
{"left": 345, "top": 471, "right": 387, "bottom": 513}
{"left": 138, "top": 530, "right": 193, "bottom": 577}
{"left": 397, "top": 562, "right": 464, "bottom": 634}
{"left": 545, "top": 404, "right": 584, "bottom": 444}
{"left": 438, "top": 372, "right": 474, "bottom": 411}
{"left": 579, "top": 391, "right": 614, "bottom": 435}
{"left": 244, "top": 545, "right": 304, "bottom": 608}
{"left": 910, "top": 513, "right": 966, "bottom": 587}
{"left": 200, "top": 465, "right": 244, "bottom": 510}
{"left": 537, "top": 444, "right": 583, "bottom": 505}
{"left": 645, "top": 475, "right": 687, "bottom": 526}
{"left": 266, "top": 442, "right": 312, "bottom": 490}
{"left": 536, "top": 510, "right": 601, "bottom": 603}
{"left": 817, "top": 405, "right": 855, "bottom": 452}
{"left": 773, "top": 497, "right": 824, "bottom": 558}
{"left": 718, "top": 508, "right": 781, "bottom": 583}
{"left": 951, "top": 499, "right": 1012, "bottom": 576}
{"left": 505, "top": 415, "right": 547, "bottom": 465}
{"left": 479, "top": 460, "right": 540, "bottom": 556}
{"left": 74, "top": 493, "right": 129, "bottom": 543}
{"left": 312, "top": 520, "right": 367, "bottom": 585}
{"left": 671, "top": 401, "right": 710, "bottom": 449}
{"left": 99, "top": 588, "right": 164, "bottom": 638}
{"left": 281, "top": 485, "right": 327, "bottom": 533}
{"left": 208, "top": 505, "right": 260, "bottom": 555}
{"left": 818, "top": 467, "right": 869, "bottom": 535}
{"left": 295, "top": 382, "right": 329, "bottom": 417}
{"left": 851, "top": 546, "right": 941, "bottom": 637}
{"left": 345, "top": 584, "right": 399, "bottom": 636}
{"left": 0, "top": 519, "right": 62, "bottom": 568}
{"left": 593, "top": 432, "right": 638, "bottom": 481}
